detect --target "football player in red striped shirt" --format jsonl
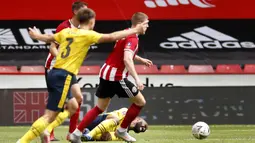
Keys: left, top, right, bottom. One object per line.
{"left": 70, "top": 12, "right": 151, "bottom": 143}
{"left": 43, "top": 1, "right": 87, "bottom": 142}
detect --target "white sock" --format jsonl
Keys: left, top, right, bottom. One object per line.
{"left": 73, "top": 128, "right": 82, "bottom": 136}
{"left": 118, "top": 127, "right": 127, "bottom": 132}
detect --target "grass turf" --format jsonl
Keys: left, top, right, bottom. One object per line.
{"left": 1, "top": 125, "right": 255, "bottom": 143}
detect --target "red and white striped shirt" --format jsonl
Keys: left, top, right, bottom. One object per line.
{"left": 99, "top": 33, "right": 139, "bottom": 81}
{"left": 45, "top": 19, "right": 76, "bottom": 69}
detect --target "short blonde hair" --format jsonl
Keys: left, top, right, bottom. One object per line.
{"left": 131, "top": 12, "right": 148, "bottom": 26}
{"left": 76, "top": 8, "right": 96, "bottom": 24}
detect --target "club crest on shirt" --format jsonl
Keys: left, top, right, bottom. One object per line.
{"left": 126, "top": 42, "right": 132, "bottom": 49}
{"left": 132, "top": 86, "right": 138, "bottom": 93}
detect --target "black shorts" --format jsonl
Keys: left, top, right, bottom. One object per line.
{"left": 96, "top": 78, "right": 139, "bottom": 98}
{"left": 46, "top": 68, "right": 77, "bottom": 111}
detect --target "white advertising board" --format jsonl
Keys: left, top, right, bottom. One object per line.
{"left": 1, "top": 74, "right": 255, "bottom": 89}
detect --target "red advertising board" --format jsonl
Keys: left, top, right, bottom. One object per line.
{"left": 13, "top": 91, "right": 47, "bottom": 123}
{"left": 0, "top": 0, "right": 254, "bottom": 20}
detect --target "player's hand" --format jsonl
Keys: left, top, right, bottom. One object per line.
{"left": 141, "top": 58, "right": 153, "bottom": 67}
{"left": 136, "top": 79, "right": 144, "bottom": 91}
{"left": 28, "top": 26, "right": 39, "bottom": 39}
{"left": 136, "top": 20, "right": 149, "bottom": 35}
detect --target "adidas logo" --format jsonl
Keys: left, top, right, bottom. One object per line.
{"left": 0, "top": 29, "right": 18, "bottom": 45}
{"left": 160, "top": 26, "right": 255, "bottom": 49}
{"left": 144, "top": 0, "right": 215, "bottom": 8}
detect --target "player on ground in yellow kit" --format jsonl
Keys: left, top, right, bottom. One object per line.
{"left": 17, "top": 8, "right": 148, "bottom": 143}
{"left": 43, "top": 108, "right": 148, "bottom": 142}
{"left": 81, "top": 108, "right": 148, "bottom": 141}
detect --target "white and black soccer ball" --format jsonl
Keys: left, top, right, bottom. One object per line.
{"left": 192, "top": 121, "right": 210, "bottom": 139}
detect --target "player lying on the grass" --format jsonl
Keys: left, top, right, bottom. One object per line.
{"left": 81, "top": 108, "right": 148, "bottom": 141}
{"left": 43, "top": 108, "right": 148, "bottom": 142}
{"left": 17, "top": 8, "right": 148, "bottom": 143}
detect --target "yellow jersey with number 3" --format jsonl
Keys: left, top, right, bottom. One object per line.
{"left": 53, "top": 28, "right": 102, "bottom": 75}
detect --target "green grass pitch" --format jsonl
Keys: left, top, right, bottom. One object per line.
{"left": 1, "top": 125, "right": 255, "bottom": 143}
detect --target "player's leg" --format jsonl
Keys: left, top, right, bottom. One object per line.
{"left": 115, "top": 78, "right": 146, "bottom": 142}
{"left": 37, "top": 69, "right": 76, "bottom": 143}
{"left": 17, "top": 69, "right": 63, "bottom": 143}
{"left": 44, "top": 74, "right": 79, "bottom": 142}
{"left": 17, "top": 109, "right": 58, "bottom": 143}
{"left": 70, "top": 98, "right": 111, "bottom": 143}
{"left": 69, "top": 78, "right": 115, "bottom": 143}
{"left": 19, "top": 106, "right": 58, "bottom": 143}
{"left": 43, "top": 79, "right": 81, "bottom": 142}
{"left": 81, "top": 114, "right": 107, "bottom": 141}
{"left": 76, "top": 78, "right": 115, "bottom": 133}
{"left": 87, "top": 118, "right": 119, "bottom": 140}
{"left": 120, "top": 92, "right": 146, "bottom": 128}
{"left": 44, "top": 68, "right": 59, "bottom": 142}
{"left": 69, "top": 82, "right": 83, "bottom": 134}
{"left": 86, "top": 114, "right": 108, "bottom": 131}
{"left": 82, "top": 114, "right": 119, "bottom": 141}
{"left": 42, "top": 97, "right": 78, "bottom": 142}
{"left": 116, "top": 93, "right": 145, "bottom": 142}
{"left": 44, "top": 110, "right": 70, "bottom": 138}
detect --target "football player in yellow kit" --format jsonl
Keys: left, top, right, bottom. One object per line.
{"left": 81, "top": 108, "right": 148, "bottom": 141}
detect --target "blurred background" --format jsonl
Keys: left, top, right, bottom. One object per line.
{"left": 0, "top": 0, "right": 255, "bottom": 128}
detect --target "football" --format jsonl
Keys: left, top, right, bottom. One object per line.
{"left": 192, "top": 121, "right": 210, "bottom": 139}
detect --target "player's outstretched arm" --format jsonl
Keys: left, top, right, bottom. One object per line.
{"left": 28, "top": 27, "right": 55, "bottom": 43}
{"left": 97, "top": 20, "right": 148, "bottom": 43}
{"left": 134, "top": 55, "right": 153, "bottom": 67}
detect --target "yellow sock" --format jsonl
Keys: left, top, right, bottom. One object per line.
{"left": 19, "top": 117, "right": 49, "bottom": 143}
{"left": 46, "top": 110, "right": 70, "bottom": 133}
{"left": 89, "top": 119, "right": 117, "bottom": 138}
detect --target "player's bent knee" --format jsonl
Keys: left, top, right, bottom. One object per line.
{"left": 67, "top": 98, "right": 79, "bottom": 116}
{"left": 97, "top": 98, "right": 111, "bottom": 111}
{"left": 97, "top": 105, "right": 107, "bottom": 112}
{"left": 135, "top": 99, "right": 146, "bottom": 107}
{"left": 133, "top": 93, "right": 146, "bottom": 107}
{"left": 142, "top": 99, "right": 146, "bottom": 106}
{"left": 74, "top": 93, "right": 83, "bottom": 104}
{"left": 71, "top": 84, "right": 83, "bottom": 103}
